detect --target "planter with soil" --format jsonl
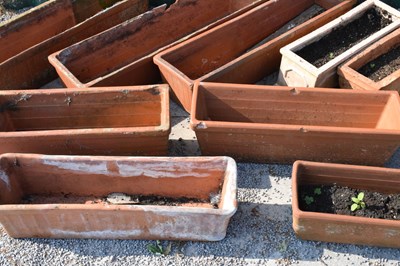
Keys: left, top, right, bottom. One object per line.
{"left": 278, "top": 0, "right": 400, "bottom": 88}
{"left": 0, "top": 153, "right": 237, "bottom": 240}
{"left": 160, "top": 0, "right": 356, "bottom": 107}
{"left": 0, "top": 85, "right": 170, "bottom": 155}
{"left": 0, "top": 0, "right": 148, "bottom": 90}
{"left": 338, "top": 27, "right": 400, "bottom": 92}
{"left": 48, "top": 0, "right": 268, "bottom": 89}
{"left": 190, "top": 82, "right": 400, "bottom": 165}
{"left": 292, "top": 160, "right": 400, "bottom": 248}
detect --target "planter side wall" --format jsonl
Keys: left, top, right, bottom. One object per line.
{"left": 156, "top": 0, "right": 322, "bottom": 112}
{"left": 191, "top": 83, "right": 400, "bottom": 165}
{"left": 48, "top": 0, "right": 268, "bottom": 88}
{"left": 0, "top": 0, "right": 76, "bottom": 63}
{"left": 203, "top": 0, "right": 355, "bottom": 85}
{"left": 292, "top": 161, "right": 400, "bottom": 248}
{"left": 0, "top": 86, "right": 170, "bottom": 155}
{"left": 0, "top": 0, "right": 148, "bottom": 90}
{"left": 338, "top": 27, "right": 400, "bottom": 92}
{"left": 0, "top": 155, "right": 236, "bottom": 240}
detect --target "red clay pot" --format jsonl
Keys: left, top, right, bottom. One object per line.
{"left": 0, "top": 0, "right": 148, "bottom": 89}
{"left": 0, "top": 85, "right": 170, "bottom": 155}
{"left": 154, "top": 0, "right": 356, "bottom": 112}
{"left": 292, "top": 160, "right": 400, "bottom": 248}
{"left": 48, "top": 0, "right": 267, "bottom": 89}
{"left": 203, "top": 0, "right": 356, "bottom": 85}
{"left": 338, "top": 27, "right": 400, "bottom": 92}
{"left": 191, "top": 82, "right": 400, "bottom": 165}
{"left": 0, "top": 154, "right": 237, "bottom": 240}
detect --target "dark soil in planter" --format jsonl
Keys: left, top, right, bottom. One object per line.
{"left": 299, "top": 184, "right": 400, "bottom": 220}
{"left": 21, "top": 192, "right": 219, "bottom": 208}
{"left": 358, "top": 45, "right": 400, "bottom": 81}
{"left": 296, "top": 7, "right": 393, "bottom": 68}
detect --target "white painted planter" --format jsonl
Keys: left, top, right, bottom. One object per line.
{"left": 277, "top": 0, "right": 400, "bottom": 87}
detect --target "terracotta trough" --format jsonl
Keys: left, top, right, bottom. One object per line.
{"left": 0, "top": 0, "right": 148, "bottom": 89}
{"left": 191, "top": 82, "right": 400, "bottom": 165}
{"left": 292, "top": 160, "right": 400, "bottom": 248}
{"left": 0, "top": 154, "right": 237, "bottom": 240}
{"left": 278, "top": 0, "right": 400, "bottom": 88}
{"left": 338, "top": 27, "right": 400, "bottom": 92}
{"left": 203, "top": 0, "right": 356, "bottom": 86}
{"left": 48, "top": 0, "right": 267, "bottom": 89}
{"left": 0, "top": 85, "right": 170, "bottom": 155}
{"left": 155, "top": 0, "right": 356, "bottom": 112}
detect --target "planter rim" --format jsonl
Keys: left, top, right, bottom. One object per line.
{"left": 292, "top": 160, "right": 400, "bottom": 227}
{"left": 0, "top": 154, "right": 237, "bottom": 217}
{"left": 280, "top": 0, "right": 400, "bottom": 74}
{"left": 190, "top": 82, "right": 400, "bottom": 136}
{"left": 338, "top": 28, "right": 400, "bottom": 91}
{"left": 198, "top": 0, "right": 357, "bottom": 82}
{"left": 0, "top": 85, "right": 170, "bottom": 136}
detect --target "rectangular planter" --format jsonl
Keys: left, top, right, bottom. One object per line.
{"left": 278, "top": 0, "right": 400, "bottom": 88}
{"left": 203, "top": 0, "right": 356, "bottom": 85}
{"left": 0, "top": 85, "right": 170, "bottom": 155}
{"left": 47, "top": 0, "right": 268, "bottom": 89}
{"left": 0, "top": 0, "right": 75, "bottom": 63}
{"left": 292, "top": 160, "right": 400, "bottom": 248}
{"left": 0, "top": 154, "right": 237, "bottom": 240}
{"left": 155, "top": 0, "right": 357, "bottom": 112}
{"left": 0, "top": 0, "right": 148, "bottom": 90}
{"left": 191, "top": 82, "right": 400, "bottom": 165}
{"left": 338, "top": 27, "right": 400, "bottom": 92}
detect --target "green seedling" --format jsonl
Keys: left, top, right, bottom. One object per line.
{"left": 370, "top": 63, "right": 376, "bottom": 68}
{"left": 314, "top": 187, "right": 322, "bottom": 195}
{"left": 304, "top": 196, "right": 314, "bottom": 205}
{"left": 351, "top": 192, "right": 366, "bottom": 211}
{"left": 147, "top": 240, "right": 172, "bottom": 256}
{"left": 329, "top": 52, "right": 335, "bottom": 59}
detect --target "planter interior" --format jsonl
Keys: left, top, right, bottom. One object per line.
{"left": 0, "top": 85, "right": 170, "bottom": 155}
{"left": 278, "top": 0, "right": 400, "bottom": 88}
{"left": 0, "top": 154, "right": 237, "bottom": 240}
{"left": 191, "top": 82, "right": 400, "bottom": 164}
{"left": 202, "top": 0, "right": 356, "bottom": 85}
{"left": 48, "top": 0, "right": 267, "bottom": 88}
{"left": 0, "top": 0, "right": 148, "bottom": 90}
{"left": 155, "top": 0, "right": 345, "bottom": 112}
{"left": 292, "top": 160, "right": 400, "bottom": 248}
{"left": 338, "top": 27, "right": 400, "bottom": 92}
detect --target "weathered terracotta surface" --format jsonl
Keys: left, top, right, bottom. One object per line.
{"left": 191, "top": 82, "right": 400, "bottom": 165}
{"left": 155, "top": 0, "right": 357, "bottom": 112}
{"left": 278, "top": 0, "right": 400, "bottom": 88}
{"left": 338, "top": 27, "right": 400, "bottom": 92}
{"left": 0, "top": 154, "right": 237, "bottom": 240}
{"left": 0, "top": 85, "right": 170, "bottom": 155}
{"left": 204, "top": 0, "right": 356, "bottom": 85}
{"left": 0, "top": 0, "right": 148, "bottom": 89}
{"left": 0, "top": 0, "right": 75, "bottom": 63}
{"left": 48, "top": 0, "right": 267, "bottom": 89}
{"left": 292, "top": 160, "right": 400, "bottom": 248}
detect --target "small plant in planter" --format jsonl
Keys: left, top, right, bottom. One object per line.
{"left": 350, "top": 192, "right": 366, "bottom": 211}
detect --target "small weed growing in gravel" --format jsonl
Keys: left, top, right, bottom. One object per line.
{"left": 147, "top": 240, "right": 172, "bottom": 256}
{"left": 351, "top": 192, "right": 366, "bottom": 211}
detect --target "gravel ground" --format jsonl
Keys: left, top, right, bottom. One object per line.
{"left": 1, "top": 99, "right": 400, "bottom": 265}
